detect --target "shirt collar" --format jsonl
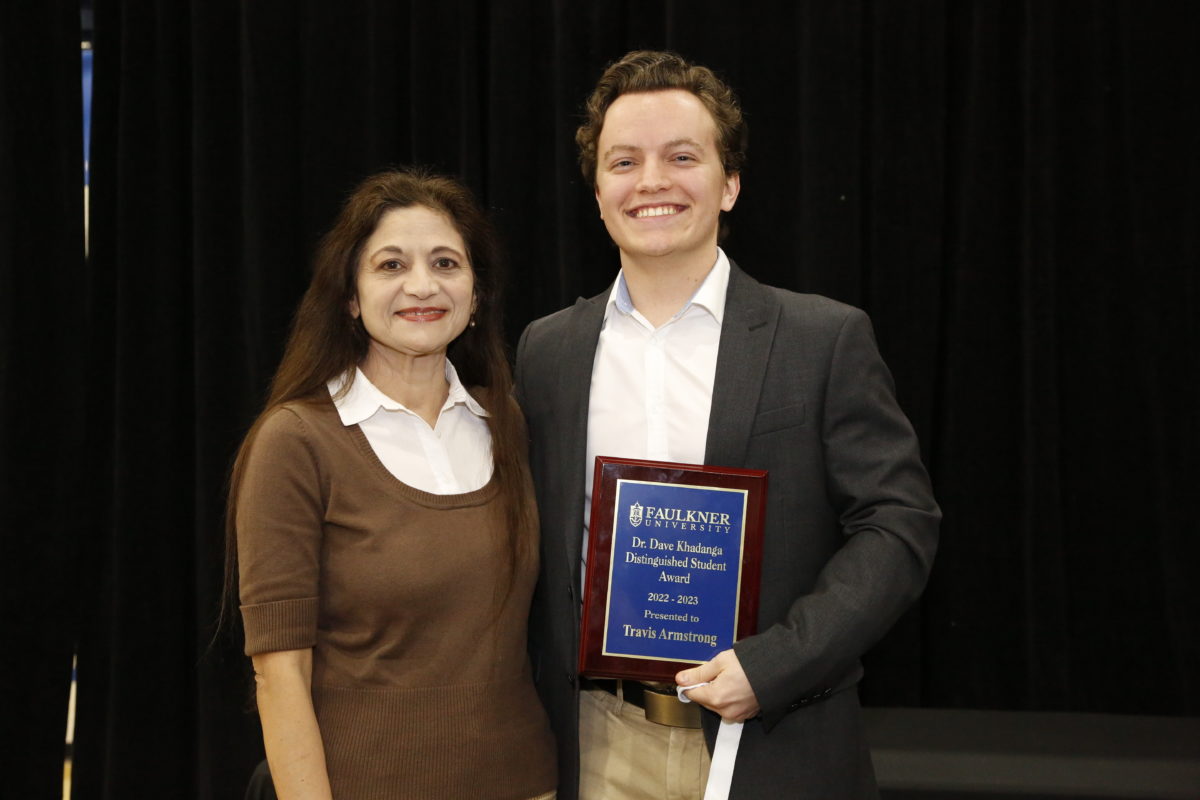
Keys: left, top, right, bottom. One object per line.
{"left": 327, "top": 361, "right": 488, "bottom": 427}
{"left": 606, "top": 248, "right": 731, "bottom": 325}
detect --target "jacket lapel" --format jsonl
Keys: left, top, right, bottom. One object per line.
{"left": 704, "top": 261, "right": 779, "bottom": 467}
{"left": 556, "top": 292, "right": 608, "bottom": 578}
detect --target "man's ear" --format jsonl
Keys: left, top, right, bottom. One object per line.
{"left": 721, "top": 172, "right": 741, "bottom": 212}
{"left": 595, "top": 184, "right": 604, "bottom": 219}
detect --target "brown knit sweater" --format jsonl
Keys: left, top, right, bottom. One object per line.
{"left": 237, "top": 396, "right": 556, "bottom": 799}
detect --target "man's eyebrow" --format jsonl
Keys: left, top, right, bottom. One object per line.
{"left": 600, "top": 138, "right": 708, "bottom": 162}
{"left": 601, "top": 144, "right": 640, "bottom": 161}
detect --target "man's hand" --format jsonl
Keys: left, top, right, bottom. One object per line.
{"left": 675, "top": 648, "right": 761, "bottom": 723}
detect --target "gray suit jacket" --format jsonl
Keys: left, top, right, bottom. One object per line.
{"left": 515, "top": 261, "right": 940, "bottom": 799}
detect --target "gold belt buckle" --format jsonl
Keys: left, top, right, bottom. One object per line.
{"left": 639, "top": 681, "right": 702, "bottom": 728}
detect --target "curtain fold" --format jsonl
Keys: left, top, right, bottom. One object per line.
{"left": 1, "top": 1, "right": 1191, "bottom": 797}
{"left": 0, "top": 2, "right": 86, "bottom": 798}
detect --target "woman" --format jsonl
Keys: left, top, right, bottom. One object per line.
{"left": 225, "top": 169, "right": 556, "bottom": 799}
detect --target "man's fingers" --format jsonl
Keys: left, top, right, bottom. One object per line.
{"left": 675, "top": 658, "right": 720, "bottom": 686}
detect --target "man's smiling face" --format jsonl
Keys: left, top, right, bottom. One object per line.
{"left": 593, "top": 89, "right": 740, "bottom": 267}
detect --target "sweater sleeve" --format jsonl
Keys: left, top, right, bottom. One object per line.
{"left": 237, "top": 407, "right": 325, "bottom": 656}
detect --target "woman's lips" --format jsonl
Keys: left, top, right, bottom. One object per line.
{"left": 395, "top": 307, "right": 447, "bottom": 321}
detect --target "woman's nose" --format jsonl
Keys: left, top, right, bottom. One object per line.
{"left": 402, "top": 265, "right": 437, "bottom": 298}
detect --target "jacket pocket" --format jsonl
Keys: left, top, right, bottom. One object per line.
{"left": 750, "top": 402, "right": 806, "bottom": 436}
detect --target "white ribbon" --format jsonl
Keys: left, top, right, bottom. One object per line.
{"left": 677, "top": 682, "right": 743, "bottom": 800}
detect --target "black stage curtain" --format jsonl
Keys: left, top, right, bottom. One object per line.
{"left": 0, "top": 1, "right": 86, "bottom": 799}
{"left": 2, "top": 1, "right": 1194, "bottom": 798}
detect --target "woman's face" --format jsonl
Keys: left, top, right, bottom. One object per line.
{"left": 350, "top": 205, "right": 475, "bottom": 364}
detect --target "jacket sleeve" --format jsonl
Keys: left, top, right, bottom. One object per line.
{"left": 733, "top": 308, "right": 940, "bottom": 730}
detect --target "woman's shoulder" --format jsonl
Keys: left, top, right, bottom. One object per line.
{"left": 255, "top": 394, "right": 340, "bottom": 448}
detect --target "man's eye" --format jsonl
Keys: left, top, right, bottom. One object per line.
{"left": 612, "top": 159, "right": 634, "bottom": 169}
{"left": 672, "top": 154, "right": 695, "bottom": 163}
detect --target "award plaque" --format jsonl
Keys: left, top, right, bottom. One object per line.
{"left": 579, "top": 456, "right": 767, "bottom": 682}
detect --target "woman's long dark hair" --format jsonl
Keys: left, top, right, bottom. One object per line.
{"left": 220, "top": 168, "right": 534, "bottom": 631}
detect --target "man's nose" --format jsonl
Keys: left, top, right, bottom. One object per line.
{"left": 637, "top": 161, "right": 670, "bottom": 192}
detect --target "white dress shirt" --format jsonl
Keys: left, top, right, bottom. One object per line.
{"left": 582, "top": 249, "right": 730, "bottom": 569}
{"left": 328, "top": 362, "right": 493, "bottom": 494}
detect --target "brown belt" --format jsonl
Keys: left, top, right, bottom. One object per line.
{"left": 581, "top": 677, "right": 702, "bottom": 728}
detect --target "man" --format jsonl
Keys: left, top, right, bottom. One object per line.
{"left": 516, "top": 50, "right": 940, "bottom": 799}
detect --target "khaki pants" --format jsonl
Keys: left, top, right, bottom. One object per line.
{"left": 579, "top": 687, "right": 710, "bottom": 800}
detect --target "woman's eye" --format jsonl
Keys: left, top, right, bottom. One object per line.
{"left": 433, "top": 257, "right": 459, "bottom": 270}
{"left": 380, "top": 259, "right": 404, "bottom": 271}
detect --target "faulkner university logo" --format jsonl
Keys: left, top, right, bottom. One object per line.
{"left": 628, "top": 498, "right": 734, "bottom": 534}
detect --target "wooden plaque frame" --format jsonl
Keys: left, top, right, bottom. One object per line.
{"left": 579, "top": 456, "right": 767, "bottom": 682}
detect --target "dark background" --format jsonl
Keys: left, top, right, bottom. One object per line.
{"left": 2, "top": 1, "right": 1196, "bottom": 798}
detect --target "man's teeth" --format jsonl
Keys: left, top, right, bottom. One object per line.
{"left": 633, "top": 206, "right": 680, "bottom": 218}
